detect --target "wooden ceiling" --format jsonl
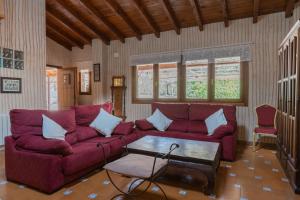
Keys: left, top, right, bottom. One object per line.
{"left": 46, "top": 0, "right": 298, "bottom": 50}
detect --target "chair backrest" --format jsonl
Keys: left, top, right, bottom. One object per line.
{"left": 256, "top": 104, "right": 277, "bottom": 127}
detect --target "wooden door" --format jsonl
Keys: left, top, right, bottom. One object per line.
{"left": 57, "top": 68, "right": 77, "bottom": 110}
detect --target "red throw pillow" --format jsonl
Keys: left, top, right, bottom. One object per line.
{"left": 135, "top": 119, "right": 154, "bottom": 130}
{"left": 15, "top": 135, "right": 73, "bottom": 156}
{"left": 73, "top": 102, "right": 113, "bottom": 126}
{"left": 209, "top": 124, "right": 234, "bottom": 139}
{"left": 113, "top": 122, "right": 134, "bottom": 135}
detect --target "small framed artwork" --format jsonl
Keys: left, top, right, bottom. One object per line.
{"left": 3, "top": 58, "right": 13, "bottom": 68}
{"left": 93, "top": 63, "right": 101, "bottom": 82}
{"left": 0, "top": 77, "right": 22, "bottom": 93}
{"left": 3, "top": 48, "right": 13, "bottom": 58}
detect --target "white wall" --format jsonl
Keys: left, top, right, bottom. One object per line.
{"left": 0, "top": 0, "right": 46, "bottom": 113}
{"left": 103, "top": 7, "right": 300, "bottom": 141}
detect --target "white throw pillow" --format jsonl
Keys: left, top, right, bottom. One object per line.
{"left": 146, "top": 109, "right": 173, "bottom": 131}
{"left": 42, "top": 115, "right": 67, "bottom": 140}
{"left": 205, "top": 109, "right": 227, "bottom": 136}
{"left": 90, "top": 108, "right": 122, "bottom": 137}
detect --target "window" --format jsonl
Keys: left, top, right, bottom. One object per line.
{"left": 186, "top": 60, "right": 208, "bottom": 99}
{"left": 159, "top": 62, "right": 177, "bottom": 99}
{"left": 132, "top": 57, "right": 248, "bottom": 105}
{"left": 214, "top": 57, "right": 241, "bottom": 100}
{"left": 79, "top": 69, "right": 91, "bottom": 95}
{"left": 136, "top": 64, "right": 153, "bottom": 99}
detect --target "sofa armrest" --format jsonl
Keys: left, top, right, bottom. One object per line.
{"left": 135, "top": 119, "right": 155, "bottom": 130}
{"left": 5, "top": 136, "right": 64, "bottom": 193}
{"left": 113, "top": 122, "right": 134, "bottom": 135}
{"left": 15, "top": 135, "right": 73, "bottom": 156}
{"left": 210, "top": 124, "right": 234, "bottom": 139}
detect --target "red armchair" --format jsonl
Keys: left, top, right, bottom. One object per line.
{"left": 253, "top": 104, "right": 277, "bottom": 151}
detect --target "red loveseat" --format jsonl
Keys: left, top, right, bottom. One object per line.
{"left": 5, "top": 103, "right": 140, "bottom": 193}
{"left": 135, "top": 103, "right": 237, "bottom": 161}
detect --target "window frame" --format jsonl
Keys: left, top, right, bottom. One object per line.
{"left": 131, "top": 60, "right": 248, "bottom": 106}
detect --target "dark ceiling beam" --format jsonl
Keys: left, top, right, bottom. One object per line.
{"left": 159, "top": 0, "right": 180, "bottom": 34}
{"left": 131, "top": 0, "right": 160, "bottom": 38}
{"left": 55, "top": 0, "right": 110, "bottom": 45}
{"left": 253, "top": 0, "right": 260, "bottom": 23}
{"left": 80, "top": 0, "right": 125, "bottom": 43}
{"left": 220, "top": 0, "right": 229, "bottom": 27}
{"left": 46, "top": 26, "right": 73, "bottom": 50}
{"left": 104, "top": 0, "right": 142, "bottom": 40}
{"left": 286, "top": 0, "right": 295, "bottom": 18}
{"left": 47, "top": 12, "right": 85, "bottom": 48}
{"left": 46, "top": 5, "right": 92, "bottom": 43}
{"left": 188, "top": 0, "right": 204, "bottom": 31}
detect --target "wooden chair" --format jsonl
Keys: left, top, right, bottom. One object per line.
{"left": 253, "top": 104, "right": 277, "bottom": 151}
{"left": 97, "top": 140, "right": 179, "bottom": 200}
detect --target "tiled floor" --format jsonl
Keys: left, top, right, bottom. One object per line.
{"left": 0, "top": 145, "right": 299, "bottom": 200}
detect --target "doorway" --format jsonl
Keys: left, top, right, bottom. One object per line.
{"left": 46, "top": 67, "right": 58, "bottom": 110}
{"left": 46, "top": 65, "right": 77, "bottom": 110}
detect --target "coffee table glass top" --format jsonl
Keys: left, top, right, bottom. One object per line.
{"left": 126, "top": 136, "right": 220, "bottom": 164}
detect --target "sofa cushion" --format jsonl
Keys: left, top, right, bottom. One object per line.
{"left": 90, "top": 108, "right": 122, "bottom": 137}
{"left": 212, "top": 124, "right": 235, "bottom": 139}
{"left": 83, "top": 136, "right": 124, "bottom": 158}
{"left": 113, "top": 122, "right": 135, "bottom": 135}
{"left": 76, "top": 126, "right": 98, "bottom": 142}
{"left": 167, "top": 120, "right": 189, "bottom": 132}
{"left": 42, "top": 115, "right": 67, "bottom": 141}
{"left": 15, "top": 135, "right": 73, "bottom": 156}
{"left": 205, "top": 109, "right": 227, "bottom": 135}
{"left": 189, "top": 104, "right": 236, "bottom": 128}
{"left": 62, "top": 141, "right": 108, "bottom": 176}
{"left": 188, "top": 121, "right": 207, "bottom": 134}
{"left": 135, "top": 119, "right": 154, "bottom": 130}
{"left": 10, "top": 109, "right": 76, "bottom": 139}
{"left": 152, "top": 103, "right": 189, "bottom": 120}
{"left": 73, "top": 102, "right": 113, "bottom": 126}
{"left": 147, "top": 109, "right": 173, "bottom": 131}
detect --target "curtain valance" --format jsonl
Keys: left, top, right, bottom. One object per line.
{"left": 129, "top": 44, "right": 251, "bottom": 66}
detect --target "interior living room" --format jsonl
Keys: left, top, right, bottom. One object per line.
{"left": 0, "top": 0, "right": 300, "bottom": 199}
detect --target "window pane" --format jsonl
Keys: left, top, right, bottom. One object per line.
{"left": 137, "top": 64, "right": 153, "bottom": 99}
{"left": 214, "top": 57, "right": 241, "bottom": 99}
{"left": 159, "top": 62, "right": 177, "bottom": 99}
{"left": 80, "top": 70, "right": 90, "bottom": 93}
{"left": 186, "top": 60, "right": 208, "bottom": 99}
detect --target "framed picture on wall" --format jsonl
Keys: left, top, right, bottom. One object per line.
{"left": 0, "top": 77, "right": 22, "bottom": 93}
{"left": 93, "top": 63, "right": 101, "bottom": 82}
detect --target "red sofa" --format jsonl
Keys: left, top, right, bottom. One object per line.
{"left": 135, "top": 103, "right": 237, "bottom": 161}
{"left": 5, "top": 103, "right": 140, "bottom": 193}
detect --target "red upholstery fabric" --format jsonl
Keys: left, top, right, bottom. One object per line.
{"left": 16, "top": 135, "right": 73, "bottom": 156}
{"left": 65, "top": 132, "right": 78, "bottom": 145}
{"left": 10, "top": 109, "right": 76, "bottom": 139}
{"left": 135, "top": 119, "right": 154, "bottom": 130}
{"left": 256, "top": 105, "right": 276, "bottom": 127}
{"left": 152, "top": 102, "right": 189, "bottom": 120}
{"left": 5, "top": 136, "right": 64, "bottom": 194}
{"left": 167, "top": 120, "right": 189, "bottom": 132}
{"left": 62, "top": 142, "right": 107, "bottom": 176}
{"left": 187, "top": 121, "right": 207, "bottom": 134}
{"left": 73, "top": 102, "right": 113, "bottom": 126}
{"left": 113, "top": 122, "right": 134, "bottom": 135}
{"left": 254, "top": 127, "right": 277, "bottom": 135}
{"left": 75, "top": 126, "right": 98, "bottom": 142}
{"left": 189, "top": 104, "right": 237, "bottom": 128}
